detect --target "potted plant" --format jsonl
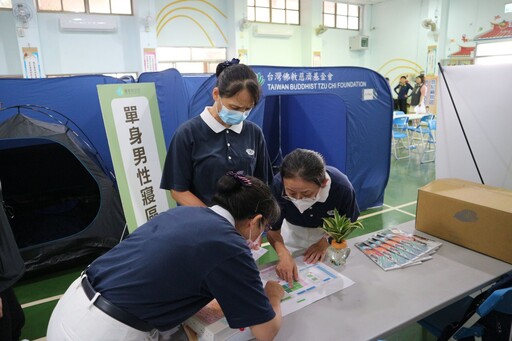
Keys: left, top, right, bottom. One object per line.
{"left": 321, "top": 209, "right": 364, "bottom": 266}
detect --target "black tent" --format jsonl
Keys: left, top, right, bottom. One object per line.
{"left": 0, "top": 110, "right": 126, "bottom": 273}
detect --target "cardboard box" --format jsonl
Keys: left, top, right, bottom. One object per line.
{"left": 416, "top": 178, "right": 512, "bottom": 264}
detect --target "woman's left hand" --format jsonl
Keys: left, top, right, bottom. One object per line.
{"left": 303, "top": 238, "right": 329, "bottom": 264}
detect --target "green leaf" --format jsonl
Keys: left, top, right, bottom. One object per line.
{"left": 321, "top": 208, "right": 364, "bottom": 243}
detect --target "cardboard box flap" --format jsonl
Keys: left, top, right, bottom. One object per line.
{"left": 420, "top": 178, "right": 512, "bottom": 213}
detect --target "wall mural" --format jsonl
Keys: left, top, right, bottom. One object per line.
{"left": 377, "top": 58, "right": 424, "bottom": 88}
{"left": 156, "top": 0, "right": 228, "bottom": 47}
{"left": 446, "top": 15, "right": 512, "bottom": 66}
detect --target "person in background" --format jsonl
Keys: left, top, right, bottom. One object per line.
{"left": 410, "top": 74, "right": 427, "bottom": 114}
{"left": 1, "top": 179, "right": 26, "bottom": 341}
{"left": 47, "top": 172, "right": 284, "bottom": 341}
{"left": 267, "top": 149, "right": 360, "bottom": 286}
{"left": 393, "top": 76, "right": 413, "bottom": 113}
{"left": 160, "top": 58, "right": 273, "bottom": 207}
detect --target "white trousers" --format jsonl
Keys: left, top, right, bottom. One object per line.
{"left": 280, "top": 219, "right": 325, "bottom": 252}
{"left": 47, "top": 276, "right": 160, "bottom": 341}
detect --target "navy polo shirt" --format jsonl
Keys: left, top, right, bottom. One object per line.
{"left": 160, "top": 108, "right": 273, "bottom": 205}
{"left": 86, "top": 206, "right": 275, "bottom": 331}
{"left": 270, "top": 166, "right": 360, "bottom": 230}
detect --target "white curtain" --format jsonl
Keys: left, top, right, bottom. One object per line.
{"left": 436, "top": 64, "right": 512, "bottom": 190}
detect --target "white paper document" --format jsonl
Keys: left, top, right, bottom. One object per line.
{"left": 184, "top": 257, "right": 355, "bottom": 341}
{"left": 260, "top": 258, "right": 355, "bottom": 316}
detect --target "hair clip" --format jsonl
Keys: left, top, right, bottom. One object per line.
{"left": 227, "top": 170, "right": 252, "bottom": 187}
{"left": 218, "top": 58, "right": 240, "bottom": 73}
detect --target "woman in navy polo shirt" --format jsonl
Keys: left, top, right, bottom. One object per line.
{"left": 160, "top": 59, "right": 273, "bottom": 206}
{"left": 47, "top": 172, "right": 284, "bottom": 341}
{"left": 267, "top": 149, "right": 360, "bottom": 286}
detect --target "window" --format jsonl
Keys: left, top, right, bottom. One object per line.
{"left": 323, "top": 1, "right": 359, "bottom": 30}
{"left": 247, "top": 0, "right": 300, "bottom": 25}
{"left": 475, "top": 40, "right": 512, "bottom": 65}
{"left": 156, "top": 47, "right": 227, "bottom": 74}
{"left": 0, "top": 0, "right": 12, "bottom": 9}
{"left": 37, "top": 0, "right": 132, "bottom": 15}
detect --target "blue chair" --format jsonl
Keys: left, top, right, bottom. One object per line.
{"left": 419, "top": 273, "right": 512, "bottom": 340}
{"left": 420, "top": 119, "right": 436, "bottom": 164}
{"left": 392, "top": 116, "right": 410, "bottom": 160}
{"left": 407, "top": 114, "right": 434, "bottom": 147}
{"left": 393, "top": 110, "right": 406, "bottom": 116}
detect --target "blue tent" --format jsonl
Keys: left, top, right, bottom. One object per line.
{"left": 188, "top": 66, "right": 393, "bottom": 210}
{"left": 138, "top": 69, "right": 190, "bottom": 147}
{"left": 0, "top": 75, "right": 124, "bottom": 175}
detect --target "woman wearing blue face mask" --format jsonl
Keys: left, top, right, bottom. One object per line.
{"left": 160, "top": 59, "right": 273, "bottom": 206}
{"left": 47, "top": 172, "right": 285, "bottom": 341}
{"left": 267, "top": 149, "right": 360, "bottom": 287}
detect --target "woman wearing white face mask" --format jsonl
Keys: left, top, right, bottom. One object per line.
{"left": 267, "top": 149, "right": 360, "bottom": 287}
{"left": 160, "top": 59, "right": 273, "bottom": 207}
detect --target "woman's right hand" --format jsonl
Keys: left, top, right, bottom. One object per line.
{"left": 275, "top": 253, "right": 299, "bottom": 288}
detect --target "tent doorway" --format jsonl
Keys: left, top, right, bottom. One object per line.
{"left": 0, "top": 139, "right": 100, "bottom": 248}
{"left": 0, "top": 109, "right": 126, "bottom": 274}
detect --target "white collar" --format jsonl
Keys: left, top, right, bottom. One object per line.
{"left": 200, "top": 107, "right": 243, "bottom": 134}
{"left": 317, "top": 172, "right": 331, "bottom": 203}
{"left": 209, "top": 205, "right": 236, "bottom": 227}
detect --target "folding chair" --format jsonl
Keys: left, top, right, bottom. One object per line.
{"left": 393, "top": 111, "right": 406, "bottom": 116}
{"left": 407, "top": 114, "right": 434, "bottom": 147}
{"left": 420, "top": 119, "right": 436, "bottom": 164}
{"left": 419, "top": 273, "right": 512, "bottom": 341}
{"left": 391, "top": 116, "right": 410, "bottom": 160}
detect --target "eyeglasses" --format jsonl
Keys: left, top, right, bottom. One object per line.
{"left": 282, "top": 194, "right": 318, "bottom": 203}
{"left": 259, "top": 220, "right": 271, "bottom": 232}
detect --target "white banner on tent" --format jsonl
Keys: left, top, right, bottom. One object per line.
{"left": 437, "top": 64, "right": 512, "bottom": 190}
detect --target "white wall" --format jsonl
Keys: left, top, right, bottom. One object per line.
{"left": 37, "top": 14, "right": 141, "bottom": 75}
{"left": 1, "top": 0, "right": 512, "bottom": 77}
{"left": 0, "top": 11, "right": 23, "bottom": 76}
{"left": 366, "top": 0, "right": 432, "bottom": 83}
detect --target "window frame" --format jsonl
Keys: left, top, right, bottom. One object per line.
{"left": 322, "top": 1, "right": 360, "bottom": 31}
{"left": 247, "top": 0, "right": 300, "bottom": 26}
{"left": 36, "top": 0, "right": 133, "bottom": 16}
{"left": 156, "top": 46, "right": 227, "bottom": 74}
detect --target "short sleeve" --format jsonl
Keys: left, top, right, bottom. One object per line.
{"left": 332, "top": 182, "right": 360, "bottom": 222}
{"left": 204, "top": 254, "right": 275, "bottom": 328}
{"left": 270, "top": 174, "right": 286, "bottom": 231}
{"left": 339, "top": 187, "right": 360, "bottom": 222}
{"left": 253, "top": 126, "right": 273, "bottom": 185}
{"left": 160, "top": 126, "right": 193, "bottom": 191}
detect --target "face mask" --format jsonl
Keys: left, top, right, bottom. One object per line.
{"left": 246, "top": 219, "right": 266, "bottom": 250}
{"left": 217, "top": 99, "right": 250, "bottom": 125}
{"left": 287, "top": 196, "right": 319, "bottom": 214}
{"left": 246, "top": 229, "right": 264, "bottom": 250}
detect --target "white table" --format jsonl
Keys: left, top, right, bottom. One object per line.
{"left": 393, "top": 113, "right": 430, "bottom": 121}
{"left": 274, "top": 220, "right": 512, "bottom": 341}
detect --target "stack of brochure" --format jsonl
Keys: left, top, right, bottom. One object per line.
{"left": 355, "top": 228, "right": 442, "bottom": 271}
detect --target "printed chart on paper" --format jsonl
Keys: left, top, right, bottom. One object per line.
{"left": 259, "top": 258, "right": 355, "bottom": 316}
